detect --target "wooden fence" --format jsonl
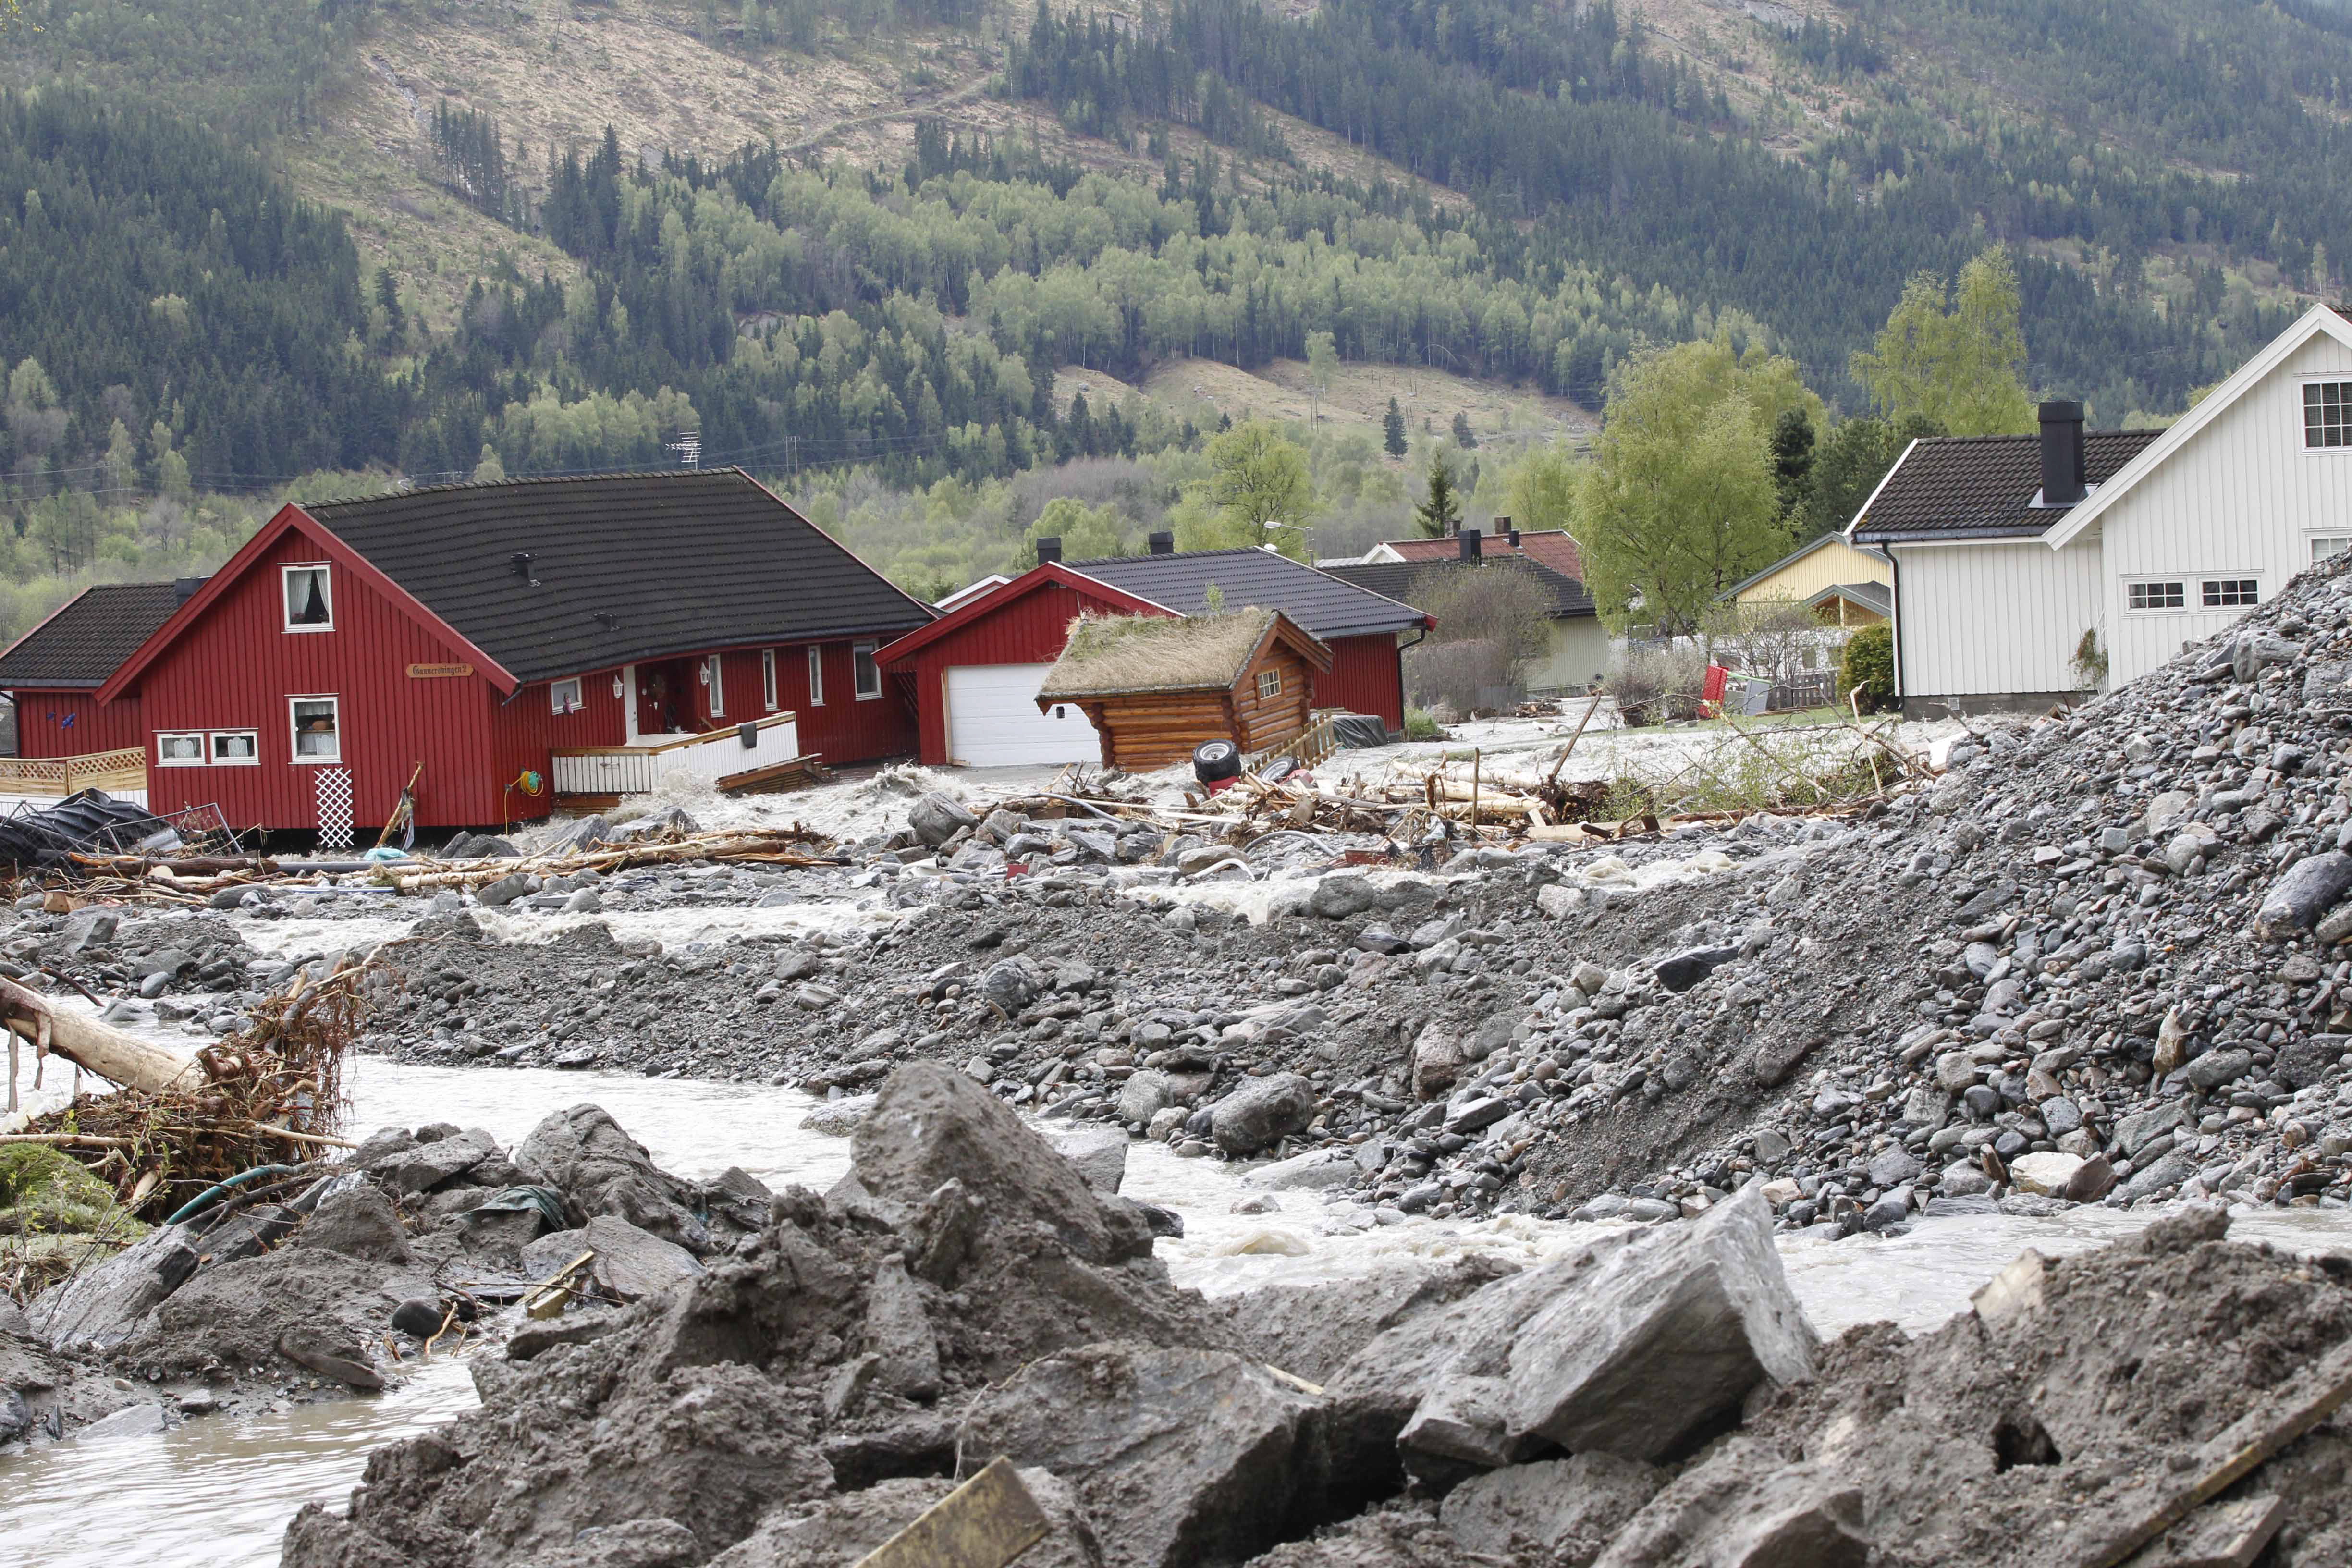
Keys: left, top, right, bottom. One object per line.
{"left": 0, "top": 747, "right": 147, "bottom": 798}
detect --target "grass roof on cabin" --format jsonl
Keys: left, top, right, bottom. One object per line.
{"left": 1038, "top": 608, "right": 1278, "bottom": 698}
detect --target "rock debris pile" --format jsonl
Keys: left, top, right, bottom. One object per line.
{"left": 279, "top": 1067, "right": 2352, "bottom": 1568}
{"left": 2, "top": 1099, "right": 769, "bottom": 1444}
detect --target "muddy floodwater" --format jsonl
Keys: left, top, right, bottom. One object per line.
{"left": 9, "top": 1057, "right": 2352, "bottom": 1566}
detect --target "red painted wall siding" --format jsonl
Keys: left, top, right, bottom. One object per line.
{"left": 1318, "top": 635, "right": 1408, "bottom": 731}
{"left": 668, "top": 641, "right": 915, "bottom": 765}
{"left": 893, "top": 582, "right": 1161, "bottom": 764}
{"left": 7, "top": 689, "right": 146, "bottom": 757}
{"left": 131, "top": 528, "right": 512, "bottom": 831}
{"left": 486, "top": 669, "right": 629, "bottom": 823}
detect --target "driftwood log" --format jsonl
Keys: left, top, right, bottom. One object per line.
{"left": 1, "top": 973, "right": 207, "bottom": 1106}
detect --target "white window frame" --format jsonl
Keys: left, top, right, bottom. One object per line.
{"left": 208, "top": 729, "right": 258, "bottom": 766}
{"left": 550, "top": 676, "right": 585, "bottom": 715}
{"left": 1255, "top": 667, "right": 1283, "bottom": 699}
{"left": 2303, "top": 378, "right": 2352, "bottom": 453}
{"left": 2124, "top": 578, "right": 2188, "bottom": 613}
{"left": 157, "top": 731, "right": 205, "bottom": 767}
{"left": 807, "top": 645, "right": 826, "bottom": 706}
{"left": 281, "top": 564, "right": 334, "bottom": 632}
{"left": 704, "top": 654, "right": 725, "bottom": 717}
{"left": 762, "top": 649, "right": 779, "bottom": 711}
{"left": 288, "top": 695, "right": 342, "bottom": 764}
{"left": 853, "top": 641, "right": 882, "bottom": 701}
{"left": 2311, "top": 535, "right": 2352, "bottom": 564}
{"left": 2201, "top": 577, "right": 2260, "bottom": 609}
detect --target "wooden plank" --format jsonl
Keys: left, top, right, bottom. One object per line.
{"left": 852, "top": 1456, "right": 1050, "bottom": 1568}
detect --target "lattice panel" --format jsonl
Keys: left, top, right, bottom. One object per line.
{"left": 315, "top": 767, "right": 355, "bottom": 850}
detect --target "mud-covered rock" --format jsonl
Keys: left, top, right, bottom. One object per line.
{"left": 517, "top": 1105, "right": 715, "bottom": 1254}
{"left": 706, "top": 1469, "right": 1102, "bottom": 1568}
{"left": 297, "top": 1183, "right": 414, "bottom": 1264}
{"left": 1210, "top": 1074, "right": 1318, "bottom": 1156}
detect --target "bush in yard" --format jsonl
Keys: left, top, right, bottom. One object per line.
{"left": 1404, "top": 706, "right": 1444, "bottom": 740}
{"left": 1604, "top": 640, "right": 1708, "bottom": 727}
{"left": 1842, "top": 624, "right": 1896, "bottom": 712}
{"left": 1406, "top": 637, "right": 1512, "bottom": 715}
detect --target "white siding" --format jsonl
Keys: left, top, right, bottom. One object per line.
{"left": 2099, "top": 332, "right": 2352, "bottom": 685}
{"left": 1893, "top": 538, "right": 2105, "bottom": 699}
{"left": 1527, "top": 617, "right": 1613, "bottom": 691}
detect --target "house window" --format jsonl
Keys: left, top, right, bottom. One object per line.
{"left": 2313, "top": 536, "right": 2352, "bottom": 564}
{"left": 551, "top": 677, "right": 584, "bottom": 715}
{"left": 2203, "top": 578, "right": 2259, "bottom": 608}
{"left": 762, "top": 649, "right": 779, "bottom": 711}
{"left": 704, "top": 654, "right": 725, "bottom": 717}
{"left": 2127, "top": 581, "right": 2186, "bottom": 612}
{"left": 290, "top": 696, "right": 341, "bottom": 763}
{"left": 1255, "top": 667, "right": 1284, "bottom": 699}
{"left": 282, "top": 564, "right": 333, "bottom": 631}
{"left": 807, "top": 645, "right": 826, "bottom": 706}
{"left": 208, "top": 730, "right": 258, "bottom": 765}
{"left": 157, "top": 732, "right": 204, "bottom": 767}
{"left": 853, "top": 641, "right": 882, "bottom": 700}
{"left": 2307, "top": 381, "right": 2352, "bottom": 450}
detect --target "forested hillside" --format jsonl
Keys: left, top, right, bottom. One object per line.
{"left": 1, "top": 0, "right": 2350, "bottom": 644}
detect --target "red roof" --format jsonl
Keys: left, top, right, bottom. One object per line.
{"left": 1378, "top": 529, "right": 1585, "bottom": 581}
{"left": 874, "top": 562, "right": 1174, "bottom": 669}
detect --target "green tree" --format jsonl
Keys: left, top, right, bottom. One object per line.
{"left": 1304, "top": 330, "right": 1338, "bottom": 429}
{"left": 1204, "top": 419, "right": 1313, "bottom": 557}
{"left": 1415, "top": 453, "right": 1462, "bottom": 538}
{"left": 472, "top": 443, "right": 507, "bottom": 483}
{"left": 1578, "top": 337, "right": 1796, "bottom": 637}
{"left": 1383, "top": 396, "right": 1408, "bottom": 458}
{"left": 1502, "top": 443, "right": 1582, "bottom": 538}
{"left": 1801, "top": 412, "right": 1943, "bottom": 539}
{"left": 1768, "top": 407, "right": 1814, "bottom": 522}
{"left": 1850, "top": 247, "right": 2034, "bottom": 437}
{"left": 102, "top": 419, "right": 140, "bottom": 494}
{"left": 1026, "top": 495, "right": 1127, "bottom": 561}
{"left": 1450, "top": 410, "right": 1477, "bottom": 449}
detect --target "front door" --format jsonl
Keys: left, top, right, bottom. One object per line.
{"left": 636, "top": 661, "right": 695, "bottom": 736}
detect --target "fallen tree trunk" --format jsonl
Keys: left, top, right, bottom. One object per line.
{"left": 0, "top": 974, "right": 207, "bottom": 1096}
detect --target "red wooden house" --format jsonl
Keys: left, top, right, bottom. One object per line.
{"left": 14, "top": 469, "right": 932, "bottom": 834}
{"left": 877, "top": 539, "right": 1431, "bottom": 767}
{"left": 0, "top": 581, "right": 191, "bottom": 761}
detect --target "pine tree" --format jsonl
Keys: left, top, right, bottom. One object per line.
{"left": 1451, "top": 410, "right": 1477, "bottom": 449}
{"left": 1415, "top": 454, "right": 1462, "bottom": 538}
{"left": 1384, "top": 395, "right": 1407, "bottom": 457}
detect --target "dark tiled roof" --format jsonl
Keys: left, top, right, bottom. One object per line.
{"left": 1854, "top": 431, "right": 2160, "bottom": 541}
{"left": 1066, "top": 548, "right": 1429, "bottom": 640}
{"left": 1322, "top": 557, "right": 1595, "bottom": 620}
{"left": 1376, "top": 529, "right": 1586, "bottom": 580}
{"left": 0, "top": 583, "right": 186, "bottom": 689}
{"left": 302, "top": 469, "right": 933, "bottom": 686}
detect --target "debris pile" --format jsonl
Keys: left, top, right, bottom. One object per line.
{"left": 2, "top": 1094, "right": 772, "bottom": 1445}
{"left": 277, "top": 1069, "right": 2352, "bottom": 1568}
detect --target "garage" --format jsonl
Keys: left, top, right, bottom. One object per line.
{"left": 945, "top": 663, "right": 1101, "bottom": 766}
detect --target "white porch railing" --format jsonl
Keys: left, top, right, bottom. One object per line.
{"left": 551, "top": 712, "right": 802, "bottom": 797}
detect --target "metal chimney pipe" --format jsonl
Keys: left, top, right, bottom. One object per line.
{"left": 1460, "top": 528, "right": 1482, "bottom": 563}
{"left": 2039, "top": 401, "right": 2086, "bottom": 506}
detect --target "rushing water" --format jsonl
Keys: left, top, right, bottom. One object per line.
{"left": 9, "top": 1058, "right": 2352, "bottom": 1565}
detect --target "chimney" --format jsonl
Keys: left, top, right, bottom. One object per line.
{"left": 172, "top": 576, "right": 207, "bottom": 604}
{"left": 1036, "top": 536, "right": 1062, "bottom": 565}
{"left": 1496, "top": 514, "right": 1519, "bottom": 548}
{"left": 1459, "top": 528, "right": 1482, "bottom": 563}
{"left": 511, "top": 551, "right": 537, "bottom": 583}
{"left": 1148, "top": 531, "right": 1175, "bottom": 555}
{"left": 2039, "top": 401, "right": 2086, "bottom": 507}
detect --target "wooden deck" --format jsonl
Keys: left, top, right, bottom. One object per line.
{"left": 551, "top": 712, "right": 804, "bottom": 799}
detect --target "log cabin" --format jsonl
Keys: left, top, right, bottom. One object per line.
{"left": 1036, "top": 608, "right": 1331, "bottom": 771}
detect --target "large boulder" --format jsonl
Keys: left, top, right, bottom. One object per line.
{"left": 1440, "top": 1454, "right": 1664, "bottom": 1564}
{"left": 706, "top": 1470, "right": 1102, "bottom": 1568}
{"left": 373, "top": 1127, "right": 500, "bottom": 1194}
{"left": 909, "top": 792, "right": 980, "bottom": 849}
{"left": 1218, "top": 1256, "right": 1524, "bottom": 1386}
{"left": 26, "top": 1223, "right": 201, "bottom": 1351}
{"left": 955, "top": 1344, "right": 1322, "bottom": 1568}
{"left": 1589, "top": 1441, "right": 1868, "bottom": 1568}
{"left": 850, "top": 1064, "right": 1153, "bottom": 1267}
{"left": 2256, "top": 851, "right": 2352, "bottom": 939}
{"left": 1325, "top": 1186, "right": 1816, "bottom": 1477}
{"left": 1047, "top": 1127, "right": 1130, "bottom": 1195}
{"left": 1210, "top": 1074, "right": 1319, "bottom": 1156}
{"left": 297, "top": 1182, "right": 414, "bottom": 1264}
{"left": 517, "top": 1106, "right": 712, "bottom": 1253}
{"left": 523, "top": 1214, "right": 705, "bottom": 1303}
{"left": 115, "top": 1246, "right": 428, "bottom": 1377}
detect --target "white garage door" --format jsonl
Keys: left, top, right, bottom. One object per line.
{"left": 945, "top": 663, "right": 1102, "bottom": 766}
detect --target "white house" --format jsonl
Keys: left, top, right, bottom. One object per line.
{"left": 1849, "top": 303, "right": 2352, "bottom": 712}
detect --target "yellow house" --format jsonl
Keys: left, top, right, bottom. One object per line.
{"left": 1727, "top": 535, "right": 1893, "bottom": 627}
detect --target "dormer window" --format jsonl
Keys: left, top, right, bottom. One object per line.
{"left": 283, "top": 564, "right": 333, "bottom": 631}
